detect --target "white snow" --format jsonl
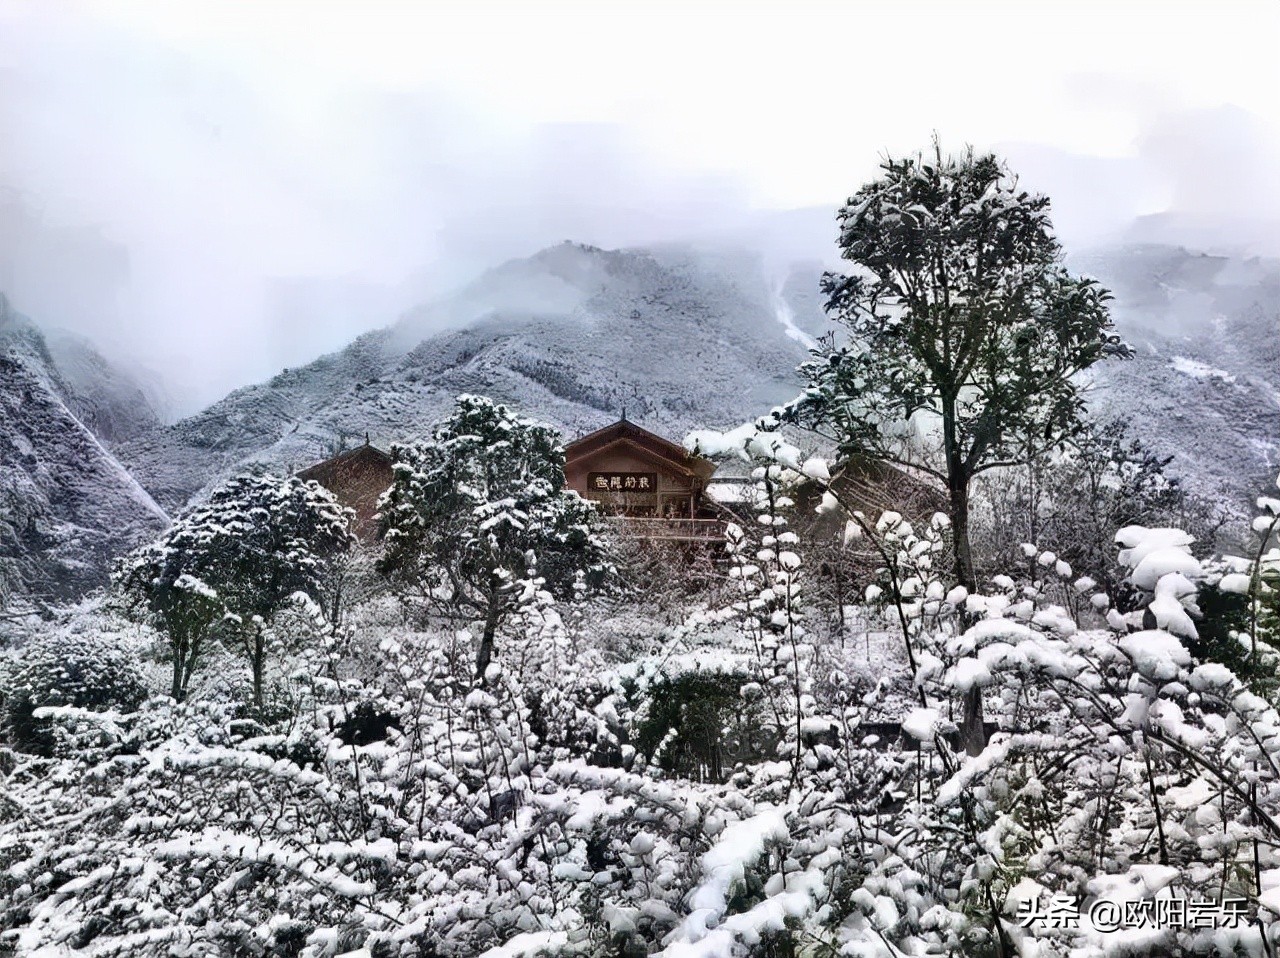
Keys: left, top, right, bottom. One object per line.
{"left": 685, "top": 423, "right": 803, "bottom": 471}
{"left": 1170, "top": 355, "right": 1236, "bottom": 383}
{"left": 677, "top": 809, "right": 792, "bottom": 941}
{"left": 1114, "top": 526, "right": 1196, "bottom": 571}
{"left": 1128, "top": 549, "right": 1204, "bottom": 591}
{"left": 902, "top": 707, "right": 943, "bottom": 742}
{"left": 1118, "top": 630, "right": 1191, "bottom": 683}
{"left": 1220, "top": 571, "right": 1265, "bottom": 601}
{"left": 770, "top": 283, "right": 819, "bottom": 351}
{"left": 951, "top": 657, "right": 994, "bottom": 690}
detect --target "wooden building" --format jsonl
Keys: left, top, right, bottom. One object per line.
{"left": 295, "top": 419, "right": 729, "bottom": 545}
{"left": 564, "top": 419, "right": 721, "bottom": 540}
{"left": 296, "top": 442, "right": 394, "bottom": 543}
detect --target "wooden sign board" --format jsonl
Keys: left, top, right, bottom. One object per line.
{"left": 588, "top": 472, "right": 657, "bottom": 494}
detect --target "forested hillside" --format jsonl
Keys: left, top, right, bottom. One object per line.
{"left": 1081, "top": 245, "right": 1280, "bottom": 514}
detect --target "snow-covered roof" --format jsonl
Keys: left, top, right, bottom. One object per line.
{"left": 565, "top": 419, "right": 715, "bottom": 481}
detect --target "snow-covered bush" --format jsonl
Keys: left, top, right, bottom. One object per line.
{"left": 620, "top": 654, "right": 766, "bottom": 781}
{"left": 679, "top": 425, "right": 1280, "bottom": 955}
{"left": 1196, "top": 473, "right": 1280, "bottom": 693}
{"left": 2, "top": 627, "right": 148, "bottom": 754}
{"left": 0, "top": 588, "right": 714, "bottom": 956}
{"left": 971, "top": 418, "right": 1222, "bottom": 610}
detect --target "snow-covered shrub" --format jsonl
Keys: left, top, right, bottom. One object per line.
{"left": 503, "top": 568, "right": 614, "bottom": 761}
{"left": 625, "top": 657, "right": 767, "bottom": 781}
{"left": 675, "top": 423, "right": 1280, "bottom": 954}
{"left": 1113, "top": 524, "right": 1206, "bottom": 637}
{"left": 0, "top": 596, "right": 712, "bottom": 956}
{"left": 971, "top": 418, "right": 1221, "bottom": 610}
{"left": 2, "top": 628, "right": 148, "bottom": 754}
{"left": 1196, "top": 473, "right": 1280, "bottom": 693}
{"left": 7, "top": 518, "right": 1280, "bottom": 957}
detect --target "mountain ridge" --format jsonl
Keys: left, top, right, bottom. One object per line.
{"left": 116, "top": 242, "right": 818, "bottom": 513}
{"left": 0, "top": 299, "right": 169, "bottom": 610}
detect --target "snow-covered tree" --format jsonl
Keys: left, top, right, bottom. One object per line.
{"left": 113, "top": 472, "right": 353, "bottom": 705}
{"left": 789, "top": 142, "right": 1125, "bottom": 590}
{"left": 379, "top": 395, "right": 611, "bottom": 679}
{"left": 787, "top": 142, "right": 1126, "bottom": 752}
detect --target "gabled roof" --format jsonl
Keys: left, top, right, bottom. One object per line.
{"left": 565, "top": 419, "right": 716, "bottom": 481}
{"left": 297, "top": 442, "right": 393, "bottom": 482}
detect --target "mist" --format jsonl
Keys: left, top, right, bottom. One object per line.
{"left": 3, "top": 1, "right": 1279, "bottom": 415}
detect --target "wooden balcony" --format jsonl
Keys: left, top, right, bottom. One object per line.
{"left": 609, "top": 517, "right": 726, "bottom": 542}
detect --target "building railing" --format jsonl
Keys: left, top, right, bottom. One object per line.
{"left": 609, "top": 517, "right": 726, "bottom": 541}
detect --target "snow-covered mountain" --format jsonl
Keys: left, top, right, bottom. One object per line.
{"left": 1074, "top": 245, "right": 1280, "bottom": 511}
{"left": 117, "top": 242, "right": 820, "bottom": 513}
{"left": 8, "top": 237, "right": 1279, "bottom": 608}
{"left": 0, "top": 297, "right": 169, "bottom": 609}
{"left": 116, "top": 238, "right": 1280, "bottom": 519}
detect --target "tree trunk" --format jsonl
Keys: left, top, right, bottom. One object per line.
{"left": 170, "top": 636, "right": 185, "bottom": 702}
{"left": 943, "top": 398, "right": 986, "bottom": 756}
{"left": 252, "top": 630, "right": 265, "bottom": 709}
{"left": 475, "top": 589, "right": 503, "bottom": 683}
{"left": 176, "top": 638, "right": 198, "bottom": 703}
{"left": 951, "top": 477, "right": 988, "bottom": 756}
{"left": 834, "top": 562, "right": 846, "bottom": 638}
{"left": 947, "top": 465, "right": 976, "bottom": 591}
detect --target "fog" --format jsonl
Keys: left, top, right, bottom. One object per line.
{"left": 2, "top": 1, "right": 1279, "bottom": 415}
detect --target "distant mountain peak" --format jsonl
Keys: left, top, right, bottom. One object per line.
{"left": 117, "top": 242, "right": 821, "bottom": 520}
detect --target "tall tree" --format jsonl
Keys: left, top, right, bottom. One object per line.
{"left": 789, "top": 142, "right": 1127, "bottom": 752}
{"left": 114, "top": 473, "right": 353, "bottom": 705}
{"left": 378, "top": 395, "right": 611, "bottom": 680}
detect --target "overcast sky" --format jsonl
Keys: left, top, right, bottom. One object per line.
{"left": 2, "top": 1, "right": 1279, "bottom": 414}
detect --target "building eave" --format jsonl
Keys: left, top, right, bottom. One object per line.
{"left": 565, "top": 419, "right": 713, "bottom": 479}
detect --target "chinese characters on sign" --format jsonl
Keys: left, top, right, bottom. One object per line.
{"left": 1014, "top": 895, "right": 1248, "bottom": 932}
{"left": 588, "top": 472, "right": 657, "bottom": 494}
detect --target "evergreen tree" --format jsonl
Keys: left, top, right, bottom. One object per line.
{"left": 788, "top": 142, "right": 1127, "bottom": 752}
{"left": 378, "top": 394, "right": 611, "bottom": 679}
{"left": 114, "top": 473, "right": 353, "bottom": 704}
